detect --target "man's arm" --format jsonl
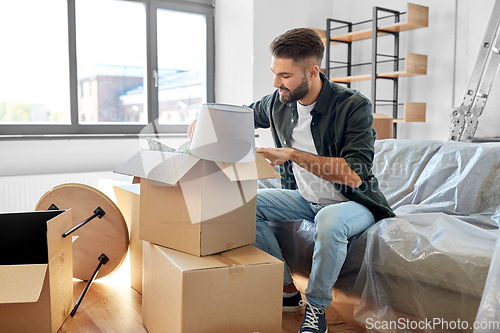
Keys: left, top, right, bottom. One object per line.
{"left": 256, "top": 147, "right": 362, "bottom": 188}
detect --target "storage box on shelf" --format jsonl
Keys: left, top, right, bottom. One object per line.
{"left": 373, "top": 113, "right": 394, "bottom": 139}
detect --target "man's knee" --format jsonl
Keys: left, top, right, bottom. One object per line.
{"left": 314, "top": 206, "right": 350, "bottom": 241}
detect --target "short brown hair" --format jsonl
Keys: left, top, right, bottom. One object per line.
{"left": 270, "top": 28, "right": 324, "bottom": 67}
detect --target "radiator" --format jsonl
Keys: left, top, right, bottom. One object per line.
{"left": 0, "top": 171, "right": 131, "bottom": 212}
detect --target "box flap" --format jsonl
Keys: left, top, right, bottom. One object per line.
{"left": 114, "top": 150, "right": 201, "bottom": 185}
{"left": 215, "top": 153, "right": 281, "bottom": 181}
{"left": 0, "top": 264, "right": 47, "bottom": 303}
{"left": 46, "top": 210, "right": 73, "bottom": 261}
{"left": 157, "top": 245, "right": 280, "bottom": 272}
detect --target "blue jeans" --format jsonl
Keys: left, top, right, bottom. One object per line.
{"left": 253, "top": 188, "right": 375, "bottom": 309}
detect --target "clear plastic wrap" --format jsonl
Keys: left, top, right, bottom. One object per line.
{"left": 372, "top": 139, "right": 444, "bottom": 208}
{"left": 258, "top": 139, "right": 500, "bottom": 332}
{"left": 352, "top": 214, "right": 498, "bottom": 332}
{"left": 474, "top": 235, "right": 500, "bottom": 332}
{"left": 392, "top": 141, "right": 500, "bottom": 229}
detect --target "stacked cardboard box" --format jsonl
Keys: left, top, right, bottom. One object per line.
{"left": 114, "top": 103, "right": 285, "bottom": 332}
{"left": 0, "top": 210, "right": 73, "bottom": 333}
{"left": 114, "top": 184, "right": 143, "bottom": 294}
{"left": 143, "top": 243, "right": 283, "bottom": 333}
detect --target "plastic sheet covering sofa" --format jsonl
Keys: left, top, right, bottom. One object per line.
{"left": 259, "top": 139, "right": 500, "bottom": 332}
{"left": 474, "top": 234, "right": 500, "bottom": 333}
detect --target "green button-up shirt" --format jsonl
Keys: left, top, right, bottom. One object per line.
{"left": 248, "top": 72, "right": 395, "bottom": 221}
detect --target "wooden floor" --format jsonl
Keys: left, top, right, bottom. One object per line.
{"left": 58, "top": 256, "right": 365, "bottom": 333}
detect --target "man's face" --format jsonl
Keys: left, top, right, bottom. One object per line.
{"left": 271, "top": 57, "right": 309, "bottom": 104}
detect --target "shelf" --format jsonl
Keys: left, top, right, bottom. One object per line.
{"left": 330, "top": 53, "right": 427, "bottom": 83}
{"left": 392, "top": 102, "right": 426, "bottom": 123}
{"left": 312, "top": 3, "right": 428, "bottom": 45}
{"left": 372, "top": 103, "right": 425, "bottom": 139}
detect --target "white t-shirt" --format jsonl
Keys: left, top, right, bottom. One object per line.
{"left": 289, "top": 101, "right": 348, "bottom": 205}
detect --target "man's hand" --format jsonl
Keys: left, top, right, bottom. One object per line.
{"left": 256, "top": 147, "right": 292, "bottom": 166}
{"left": 187, "top": 119, "right": 197, "bottom": 141}
{"left": 258, "top": 146, "right": 362, "bottom": 188}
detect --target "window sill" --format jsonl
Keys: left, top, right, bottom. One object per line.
{"left": 0, "top": 133, "right": 191, "bottom": 141}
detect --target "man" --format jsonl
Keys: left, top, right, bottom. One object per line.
{"left": 189, "top": 28, "right": 394, "bottom": 333}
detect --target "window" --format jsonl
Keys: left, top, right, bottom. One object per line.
{"left": 0, "top": 0, "right": 71, "bottom": 125}
{"left": 76, "top": 0, "right": 148, "bottom": 125}
{"left": 156, "top": 8, "right": 207, "bottom": 125}
{"left": 0, "top": 0, "right": 214, "bottom": 136}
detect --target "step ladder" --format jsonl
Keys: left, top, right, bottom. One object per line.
{"left": 449, "top": 0, "right": 500, "bottom": 142}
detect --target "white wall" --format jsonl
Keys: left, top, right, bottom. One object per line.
{"left": 0, "top": 136, "right": 189, "bottom": 177}
{"left": 251, "top": 0, "right": 334, "bottom": 102}
{"left": 214, "top": 0, "right": 255, "bottom": 105}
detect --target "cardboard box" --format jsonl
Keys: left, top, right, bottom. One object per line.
{"left": 113, "top": 183, "right": 143, "bottom": 294}
{"left": 143, "top": 243, "right": 284, "bottom": 333}
{"left": 373, "top": 113, "right": 394, "bottom": 140}
{"left": 0, "top": 210, "right": 73, "bottom": 333}
{"left": 114, "top": 150, "right": 280, "bottom": 256}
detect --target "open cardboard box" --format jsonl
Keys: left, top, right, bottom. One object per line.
{"left": 113, "top": 183, "right": 143, "bottom": 294}
{"left": 114, "top": 150, "right": 280, "bottom": 256}
{"left": 0, "top": 209, "right": 73, "bottom": 333}
{"left": 143, "top": 242, "right": 284, "bottom": 333}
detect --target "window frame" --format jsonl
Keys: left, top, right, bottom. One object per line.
{"left": 0, "top": 0, "right": 214, "bottom": 137}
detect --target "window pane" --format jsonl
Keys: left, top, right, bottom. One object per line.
{"left": 76, "top": 0, "right": 147, "bottom": 124}
{"left": 157, "top": 9, "right": 207, "bottom": 125}
{"left": 0, "top": 0, "right": 70, "bottom": 124}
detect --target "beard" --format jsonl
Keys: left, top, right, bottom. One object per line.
{"left": 278, "top": 74, "right": 309, "bottom": 104}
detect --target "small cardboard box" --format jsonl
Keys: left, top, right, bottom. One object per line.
{"left": 113, "top": 183, "right": 143, "bottom": 294}
{"left": 0, "top": 209, "right": 73, "bottom": 333}
{"left": 373, "top": 113, "right": 393, "bottom": 140}
{"left": 114, "top": 150, "right": 280, "bottom": 256}
{"left": 143, "top": 242, "right": 284, "bottom": 333}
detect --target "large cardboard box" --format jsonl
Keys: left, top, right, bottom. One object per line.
{"left": 114, "top": 150, "right": 280, "bottom": 256}
{"left": 0, "top": 210, "right": 73, "bottom": 333}
{"left": 113, "top": 183, "right": 143, "bottom": 294}
{"left": 143, "top": 242, "right": 284, "bottom": 333}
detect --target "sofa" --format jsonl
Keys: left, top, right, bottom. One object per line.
{"left": 260, "top": 139, "right": 500, "bottom": 332}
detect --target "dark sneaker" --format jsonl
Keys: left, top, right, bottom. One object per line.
{"left": 298, "top": 300, "right": 327, "bottom": 333}
{"left": 282, "top": 291, "right": 302, "bottom": 313}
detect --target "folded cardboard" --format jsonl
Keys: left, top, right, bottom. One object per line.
{"left": 114, "top": 150, "right": 280, "bottom": 256}
{"left": 143, "top": 243, "right": 284, "bottom": 333}
{"left": 113, "top": 184, "right": 143, "bottom": 294}
{"left": 0, "top": 209, "right": 73, "bottom": 333}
